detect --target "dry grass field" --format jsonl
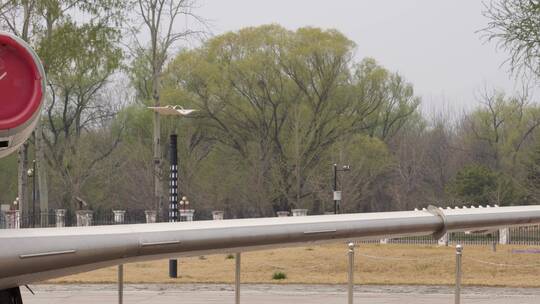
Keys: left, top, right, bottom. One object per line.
{"left": 49, "top": 244, "right": 540, "bottom": 287}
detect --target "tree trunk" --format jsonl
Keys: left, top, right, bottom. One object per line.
{"left": 17, "top": 143, "right": 29, "bottom": 226}
{"left": 35, "top": 122, "right": 49, "bottom": 227}
{"left": 152, "top": 71, "right": 162, "bottom": 220}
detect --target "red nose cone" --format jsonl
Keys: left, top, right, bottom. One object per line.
{"left": 0, "top": 34, "right": 43, "bottom": 130}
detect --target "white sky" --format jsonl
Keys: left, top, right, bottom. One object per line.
{"left": 195, "top": 0, "right": 526, "bottom": 113}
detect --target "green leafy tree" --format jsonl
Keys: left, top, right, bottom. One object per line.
{"left": 464, "top": 90, "right": 540, "bottom": 171}
{"left": 355, "top": 58, "right": 421, "bottom": 141}
{"left": 0, "top": 0, "right": 127, "bottom": 215}
{"left": 524, "top": 136, "right": 540, "bottom": 203}
{"left": 164, "top": 25, "right": 420, "bottom": 213}
{"left": 447, "top": 164, "right": 498, "bottom": 204}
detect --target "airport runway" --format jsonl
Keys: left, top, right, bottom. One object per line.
{"left": 22, "top": 284, "right": 540, "bottom": 303}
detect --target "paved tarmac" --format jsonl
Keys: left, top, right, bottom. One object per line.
{"left": 22, "top": 284, "right": 540, "bottom": 303}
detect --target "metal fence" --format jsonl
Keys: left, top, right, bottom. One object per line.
{"left": 0, "top": 209, "right": 154, "bottom": 229}
{"left": 359, "top": 227, "right": 540, "bottom": 246}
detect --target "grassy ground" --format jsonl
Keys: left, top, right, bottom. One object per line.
{"left": 49, "top": 244, "right": 540, "bottom": 287}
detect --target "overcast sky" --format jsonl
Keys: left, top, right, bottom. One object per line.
{"left": 195, "top": 0, "right": 523, "bottom": 113}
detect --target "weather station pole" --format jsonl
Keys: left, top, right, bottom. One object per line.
{"left": 333, "top": 164, "right": 350, "bottom": 214}
{"left": 169, "top": 134, "right": 179, "bottom": 278}
{"left": 333, "top": 164, "right": 338, "bottom": 214}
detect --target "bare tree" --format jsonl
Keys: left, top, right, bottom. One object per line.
{"left": 482, "top": 0, "right": 540, "bottom": 78}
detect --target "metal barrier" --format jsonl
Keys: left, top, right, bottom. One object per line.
{"left": 455, "top": 245, "right": 463, "bottom": 304}
{"left": 235, "top": 252, "right": 241, "bottom": 304}
{"left": 114, "top": 210, "right": 126, "bottom": 304}
{"left": 347, "top": 242, "right": 355, "bottom": 304}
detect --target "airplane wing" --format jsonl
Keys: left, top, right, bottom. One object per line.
{"left": 2, "top": 205, "right": 540, "bottom": 291}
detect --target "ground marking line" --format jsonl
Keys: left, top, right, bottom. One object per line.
{"left": 0, "top": 72, "right": 6, "bottom": 80}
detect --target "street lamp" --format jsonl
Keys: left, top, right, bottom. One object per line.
{"left": 27, "top": 160, "right": 36, "bottom": 227}
{"left": 333, "top": 164, "right": 350, "bottom": 214}
{"left": 148, "top": 105, "right": 195, "bottom": 279}
{"left": 180, "top": 196, "right": 190, "bottom": 219}
{"left": 147, "top": 105, "right": 196, "bottom": 221}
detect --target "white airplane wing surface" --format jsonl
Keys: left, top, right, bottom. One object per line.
{"left": 1, "top": 205, "right": 540, "bottom": 292}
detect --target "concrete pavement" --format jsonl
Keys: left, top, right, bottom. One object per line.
{"left": 22, "top": 284, "right": 540, "bottom": 303}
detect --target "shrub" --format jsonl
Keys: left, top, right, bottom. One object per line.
{"left": 272, "top": 271, "right": 287, "bottom": 280}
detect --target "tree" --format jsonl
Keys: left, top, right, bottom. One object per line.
{"left": 463, "top": 89, "right": 540, "bottom": 171}
{"left": 356, "top": 58, "right": 421, "bottom": 142}
{"left": 38, "top": 22, "right": 124, "bottom": 207}
{"left": 447, "top": 164, "right": 498, "bottom": 205}
{"left": 0, "top": 0, "right": 125, "bottom": 218}
{"left": 483, "top": 0, "right": 540, "bottom": 78}
{"left": 524, "top": 135, "right": 540, "bottom": 203}
{"left": 166, "top": 25, "right": 421, "bottom": 213}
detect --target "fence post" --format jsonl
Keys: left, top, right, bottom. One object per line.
{"left": 114, "top": 210, "right": 125, "bottom": 304}
{"left": 118, "top": 264, "right": 123, "bottom": 304}
{"left": 291, "top": 209, "right": 308, "bottom": 216}
{"left": 144, "top": 210, "right": 157, "bottom": 223}
{"left": 499, "top": 227, "right": 510, "bottom": 244}
{"left": 276, "top": 211, "right": 289, "bottom": 217}
{"left": 55, "top": 209, "right": 66, "bottom": 227}
{"left": 179, "top": 209, "right": 195, "bottom": 222}
{"left": 455, "top": 244, "right": 463, "bottom": 304}
{"left": 4, "top": 210, "right": 20, "bottom": 229}
{"left": 235, "top": 252, "right": 241, "bottom": 304}
{"left": 113, "top": 210, "right": 126, "bottom": 225}
{"left": 76, "top": 210, "right": 93, "bottom": 227}
{"left": 212, "top": 211, "right": 224, "bottom": 220}
{"left": 348, "top": 242, "right": 355, "bottom": 304}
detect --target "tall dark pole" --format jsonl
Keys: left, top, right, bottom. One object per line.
{"left": 333, "top": 164, "right": 350, "bottom": 215}
{"left": 32, "top": 160, "right": 36, "bottom": 228}
{"left": 168, "top": 134, "right": 178, "bottom": 278}
{"left": 333, "top": 164, "right": 338, "bottom": 214}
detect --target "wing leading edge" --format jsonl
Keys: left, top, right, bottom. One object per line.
{"left": 1, "top": 205, "right": 540, "bottom": 289}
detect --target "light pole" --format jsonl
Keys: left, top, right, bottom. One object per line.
{"left": 180, "top": 196, "right": 190, "bottom": 218}
{"left": 148, "top": 105, "right": 195, "bottom": 278}
{"left": 27, "top": 160, "right": 36, "bottom": 227}
{"left": 147, "top": 105, "right": 196, "bottom": 221}
{"left": 333, "top": 164, "right": 350, "bottom": 214}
